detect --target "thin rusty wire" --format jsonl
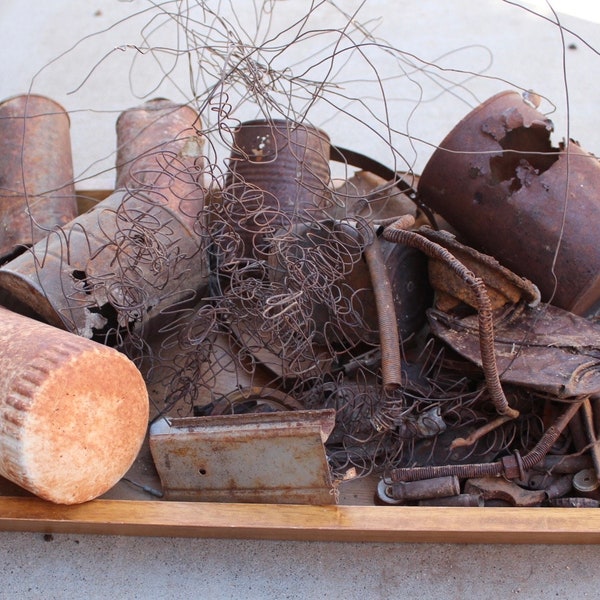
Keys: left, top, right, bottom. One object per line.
{"left": 7, "top": 0, "right": 596, "bottom": 482}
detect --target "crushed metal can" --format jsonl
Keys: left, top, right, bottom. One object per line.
{"left": 0, "top": 99, "right": 208, "bottom": 343}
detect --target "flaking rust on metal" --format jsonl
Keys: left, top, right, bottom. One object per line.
{"left": 0, "top": 99, "right": 208, "bottom": 342}
{"left": 149, "top": 408, "right": 338, "bottom": 504}
{"left": 417, "top": 226, "right": 540, "bottom": 312}
{"left": 464, "top": 477, "right": 546, "bottom": 507}
{"left": 0, "top": 95, "right": 78, "bottom": 264}
{"left": 418, "top": 90, "right": 600, "bottom": 316}
{"left": 428, "top": 303, "right": 600, "bottom": 397}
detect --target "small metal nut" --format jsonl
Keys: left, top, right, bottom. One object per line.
{"left": 501, "top": 451, "right": 525, "bottom": 480}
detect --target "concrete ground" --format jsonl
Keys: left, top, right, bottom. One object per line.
{"left": 2, "top": 533, "right": 600, "bottom": 599}
{"left": 1, "top": 1, "right": 600, "bottom": 598}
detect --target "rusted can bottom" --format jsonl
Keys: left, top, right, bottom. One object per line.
{"left": 0, "top": 306, "right": 149, "bottom": 504}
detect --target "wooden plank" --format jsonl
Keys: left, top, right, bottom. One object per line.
{"left": 1, "top": 497, "right": 600, "bottom": 543}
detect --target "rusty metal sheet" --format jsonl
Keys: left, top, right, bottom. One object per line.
{"left": 428, "top": 303, "right": 600, "bottom": 397}
{"left": 417, "top": 227, "right": 540, "bottom": 312}
{"left": 149, "top": 409, "right": 338, "bottom": 504}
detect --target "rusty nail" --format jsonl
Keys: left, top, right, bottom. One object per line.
{"left": 362, "top": 233, "right": 403, "bottom": 391}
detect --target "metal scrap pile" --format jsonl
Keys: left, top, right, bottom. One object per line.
{"left": 1, "top": 88, "right": 600, "bottom": 508}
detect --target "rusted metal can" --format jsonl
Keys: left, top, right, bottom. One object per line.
{"left": 115, "top": 98, "right": 205, "bottom": 231}
{"left": 227, "top": 218, "right": 431, "bottom": 380}
{"left": 0, "top": 305, "right": 148, "bottom": 504}
{"left": 418, "top": 90, "right": 600, "bottom": 315}
{"left": 0, "top": 94, "right": 78, "bottom": 263}
{"left": 0, "top": 99, "right": 208, "bottom": 343}
{"left": 224, "top": 119, "right": 332, "bottom": 256}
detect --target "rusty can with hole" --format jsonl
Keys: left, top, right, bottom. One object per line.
{"left": 0, "top": 94, "right": 78, "bottom": 264}
{"left": 224, "top": 119, "right": 332, "bottom": 257}
{"left": 0, "top": 305, "right": 148, "bottom": 504}
{"left": 418, "top": 90, "right": 600, "bottom": 315}
{"left": 0, "top": 99, "right": 208, "bottom": 344}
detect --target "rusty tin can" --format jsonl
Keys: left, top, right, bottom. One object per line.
{"left": 224, "top": 119, "right": 332, "bottom": 255}
{"left": 0, "top": 99, "right": 208, "bottom": 342}
{"left": 115, "top": 98, "right": 205, "bottom": 231}
{"left": 0, "top": 305, "right": 148, "bottom": 504}
{"left": 0, "top": 94, "right": 78, "bottom": 263}
{"left": 418, "top": 90, "right": 600, "bottom": 315}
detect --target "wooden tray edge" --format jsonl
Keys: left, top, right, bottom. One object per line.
{"left": 1, "top": 497, "right": 600, "bottom": 544}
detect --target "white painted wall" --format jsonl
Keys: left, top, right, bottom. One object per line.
{"left": 1, "top": 1, "right": 598, "bottom": 190}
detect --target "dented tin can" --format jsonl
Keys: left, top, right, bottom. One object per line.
{"left": 0, "top": 99, "right": 208, "bottom": 343}
{"left": 224, "top": 119, "right": 332, "bottom": 255}
{"left": 418, "top": 90, "right": 600, "bottom": 316}
{"left": 0, "top": 94, "right": 78, "bottom": 263}
{"left": 226, "top": 218, "right": 431, "bottom": 380}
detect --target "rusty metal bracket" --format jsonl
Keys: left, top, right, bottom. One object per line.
{"left": 149, "top": 408, "right": 338, "bottom": 504}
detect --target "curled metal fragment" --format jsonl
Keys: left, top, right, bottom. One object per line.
{"left": 428, "top": 303, "right": 600, "bottom": 397}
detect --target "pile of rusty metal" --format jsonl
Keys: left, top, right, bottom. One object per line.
{"left": 1, "top": 90, "right": 600, "bottom": 508}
